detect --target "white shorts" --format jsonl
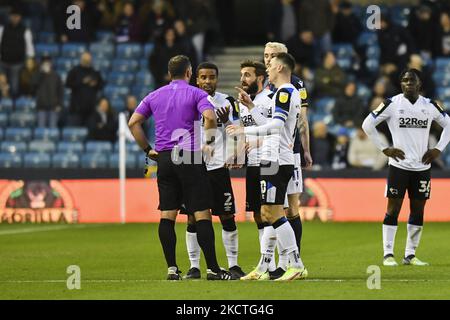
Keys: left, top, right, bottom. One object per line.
{"left": 284, "top": 153, "right": 303, "bottom": 208}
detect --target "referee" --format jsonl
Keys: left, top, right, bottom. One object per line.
{"left": 128, "top": 55, "right": 231, "bottom": 280}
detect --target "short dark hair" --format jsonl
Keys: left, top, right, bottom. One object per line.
{"left": 273, "top": 52, "right": 295, "bottom": 72}
{"left": 196, "top": 62, "right": 219, "bottom": 76}
{"left": 240, "top": 60, "right": 267, "bottom": 78}
{"left": 168, "top": 55, "right": 191, "bottom": 78}
{"left": 399, "top": 68, "right": 422, "bottom": 83}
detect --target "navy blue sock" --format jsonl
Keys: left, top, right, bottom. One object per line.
{"left": 408, "top": 213, "right": 424, "bottom": 226}
{"left": 187, "top": 222, "right": 196, "bottom": 233}
{"left": 196, "top": 219, "right": 220, "bottom": 273}
{"left": 272, "top": 217, "right": 288, "bottom": 229}
{"left": 288, "top": 216, "right": 302, "bottom": 253}
{"left": 383, "top": 213, "right": 398, "bottom": 226}
{"left": 158, "top": 219, "right": 177, "bottom": 268}
{"left": 221, "top": 216, "right": 237, "bottom": 232}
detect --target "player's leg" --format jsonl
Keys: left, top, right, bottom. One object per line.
{"left": 286, "top": 154, "right": 303, "bottom": 252}
{"left": 246, "top": 166, "right": 267, "bottom": 251}
{"left": 159, "top": 210, "right": 180, "bottom": 280}
{"left": 184, "top": 214, "right": 201, "bottom": 279}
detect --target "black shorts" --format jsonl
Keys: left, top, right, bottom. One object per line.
{"left": 246, "top": 166, "right": 261, "bottom": 213}
{"left": 207, "top": 167, "right": 236, "bottom": 216}
{"left": 260, "top": 161, "right": 294, "bottom": 206}
{"left": 157, "top": 150, "right": 212, "bottom": 213}
{"left": 386, "top": 165, "right": 431, "bottom": 200}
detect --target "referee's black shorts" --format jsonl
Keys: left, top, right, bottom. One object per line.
{"left": 156, "top": 150, "right": 212, "bottom": 213}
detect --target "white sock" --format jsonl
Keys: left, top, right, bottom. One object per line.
{"left": 257, "top": 226, "right": 277, "bottom": 273}
{"left": 186, "top": 231, "right": 201, "bottom": 269}
{"left": 258, "top": 227, "right": 264, "bottom": 250}
{"left": 405, "top": 224, "right": 423, "bottom": 258}
{"left": 222, "top": 229, "right": 238, "bottom": 268}
{"left": 275, "top": 221, "right": 304, "bottom": 269}
{"left": 382, "top": 224, "right": 398, "bottom": 257}
{"left": 277, "top": 239, "right": 289, "bottom": 270}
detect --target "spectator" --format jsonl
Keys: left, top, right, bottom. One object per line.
{"left": 185, "top": 0, "right": 212, "bottom": 63}
{"left": 286, "top": 30, "right": 315, "bottom": 69}
{"left": 332, "top": 1, "right": 362, "bottom": 45}
{"left": 123, "top": 95, "right": 149, "bottom": 142}
{"left": 348, "top": 127, "right": 388, "bottom": 170}
{"left": 87, "top": 97, "right": 118, "bottom": 142}
{"left": 147, "top": 0, "right": 174, "bottom": 42}
{"left": 314, "top": 51, "right": 346, "bottom": 98}
{"left": 66, "top": 52, "right": 104, "bottom": 126}
{"left": 0, "top": 72, "right": 10, "bottom": 98}
{"left": 96, "top": 0, "right": 123, "bottom": 30}
{"left": 174, "top": 19, "right": 197, "bottom": 67}
{"left": 332, "top": 81, "right": 365, "bottom": 128}
{"left": 19, "top": 57, "right": 38, "bottom": 96}
{"left": 370, "top": 76, "right": 395, "bottom": 101}
{"left": 331, "top": 127, "right": 350, "bottom": 170}
{"left": 0, "top": 7, "right": 35, "bottom": 97}
{"left": 149, "top": 28, "right": 184, "bottom": 88}
{"left": 59, "top": 0, "right": 99, "bottom": 43}
{"left": 311, "top": 121, "right": 335, "bottom": 169}
{"left": 434, "top": 11, "right": 450, "bottom": 57}
{"left": 266, "top": 0, "right": 297, "bottom": 42}
{"left": 115, "top": 1, "right": 143, "bottom": 43}
{"left": 408, "top": 4, "right": 436, "bottom": 59}
{"left": 407, "top": 54, "right": 435, "bottom": 98}
{"left": 32, "top": 56, "right": 64, "bottom": 128}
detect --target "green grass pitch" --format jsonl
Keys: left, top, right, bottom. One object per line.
{"left": 1, "top": 222, "right": 450, "bottom": 299}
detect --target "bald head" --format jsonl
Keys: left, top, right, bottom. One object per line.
{"left": 80, "top": 52, "right": 92, "bottom": 67}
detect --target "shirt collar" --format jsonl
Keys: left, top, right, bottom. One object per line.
{"left": 170, "top": 79, "right": 189, "bottom": 86}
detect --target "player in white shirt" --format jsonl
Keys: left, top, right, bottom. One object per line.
{"left": 227, "top": 53, "right": 307, "bottom": 281}
{"left": 362, "top": 69, "right": 450, "bottom": 267}
{"left": 183, "top": 62, "right": 246, "bottom": 280}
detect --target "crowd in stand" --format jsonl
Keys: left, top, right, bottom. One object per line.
{"left": 1, "top": 0, "right": 450, "bottom": 170}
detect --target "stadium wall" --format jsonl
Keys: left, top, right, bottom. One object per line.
{"left": 1, "top": 177, "right": 449, "bottom": 223}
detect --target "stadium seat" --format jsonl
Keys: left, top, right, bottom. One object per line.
{"left": 37, "top": 31, "right": 56, "bottom": 44}
{"left": 52, "top": 153, "right": 80, "bottom": 168}
{"left": 114, "top": 142, "right": 142, "bottom": 153}
{"left": 61, "top": 43, "right": 88, "bottom": 58}
{"left": 92, "top": 59, "right": 112, "bottom": 73}
{"left": 139, "top": 58, "right": 148, "bottom": 70}
{"left": 1, "top": 141, "right": 27, "bottom": 153}
{"left": 28, "top": 140, "right": 56, "bottom": 153}
{"left": 0, "top": 97, "right": 13, "bottom": 112}
{"left": 314, "top": 97, "right": 336, "bottom": 115}
{"left": 108, "top": 153, "right": 137, "bottom": 169}
{"left": 33, "top": 127, "right": 60, "bottom": 141}
{"left": 116, "top": 43, "right": 142, "bottom": 59}
{"left": 85, "top": 141, "right": 113, "bottom": 153}
{"left": 9, "top": 112, "right": 36, "bottom": 127}
{"left": 336, "top": 58, "right": 352, "bottom": 71}
{"left": 110, "top": 99, "right": 126, "bottom": 112}
{"left": 333, "top": 44, "right": 354, "bottom": 59}
{"left": 15, "top": 97, "right": 36, "bottom": 111}
{"left": 132, "top": 85, "right": 151, "bottom": 100}
{"left": 0, "top": 153, "right": 22, "bottom": 168}
{"left": 35, "top": 43, "right": 59, "bottom": 58}
{"left": 57, "top": 141, "right": 84, "bottom": 153}
{"left": 356, "top": 32, "right": 378, "bottom": 47}
{"left": 104, "top": 85, "right": 130, "bottom": 100}
{"left": 0, "top": 112, "right": 7, "bottom": 127}
{"left": 143, "top": 43, "right": 154, "bottom": 57}
{"left": 136, "top": 71, "right": 154, "bottom": 86}
{"left": 437, "top": 87, "right": 450, "bottom": 100}
{"left": 108, "top": 71, "right": 135, "bottom": 86}
{"left": 366, "top": 45, "right": 380, "bottom": 58}
{"left": 23, "top": 152, "right": 51, "bottom": 168}
{"left": 95, "top": 30, "right": 115, "bottom": 43}
{"left": 391, "top": 5, "right": 410, "bottom": 28}
{"left": 366, "top": 58, "right": 380, "bottom": 73}
{"left": 435, "top": 58, "right": 450, "bottom": 70}
{"left": 357, "top": 83, "right": 372, "bottom": 102}
{"left": 111, "top": 59, "right": 139, "bottom": 72}
{"left": 0, "top": 128, "right": 3, "bottom": 140}
{"left": 4, "top": 128, "right": 32, "bottom": 142}
{"left": 62, "top": 127, "right": 88, "bottom": 142}
{"left": 56, "top": 57, "right": 79, "bottom": 72}
{"left": 81, "top": 153, "right": 108, "bottom": 168}
{"left": 89, "top": 42, "right": 115, "bottom": 58}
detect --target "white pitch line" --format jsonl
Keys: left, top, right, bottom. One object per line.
{"left": 0, "top": 224, "right": 108, "bottom": 236}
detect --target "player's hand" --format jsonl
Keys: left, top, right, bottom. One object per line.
{"left": 226, "top": 125, "right": 244, "bottom": 136}
{"left": 422, "top": 148, "right": 441, "bottom": 165}
{"left": 216, "top": 106, "right": 230, "bottom": 125}
{"left": 147, "top": 149, "right": 159, "bottom": 161}
{"left": 235, "top": 87, "right": 255, "bottom": 110}
{"left": 382, "top": 147, "right": 405, "bottom": 162}
{"left": 303, "top": 151, "right": 313, "bottom": 168}
{"left": 202, "top": 144, "right": 215, "bottom": 163}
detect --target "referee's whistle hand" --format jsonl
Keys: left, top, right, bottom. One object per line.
{"left": 383, "top": 147, "right": 405, "bottom": 162}
{"left": 148, "top": 150, "right": 159, "bottom": 161}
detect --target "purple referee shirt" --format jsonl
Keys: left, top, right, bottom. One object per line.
{"left": 135, "top": 79, "right": 214, "bottom": 152}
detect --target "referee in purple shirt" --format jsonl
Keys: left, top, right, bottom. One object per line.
{"left": 128, "top": 55, "right": 231, "bottom": 280}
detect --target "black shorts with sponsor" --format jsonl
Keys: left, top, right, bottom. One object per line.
{"left": 207, "top": 167, "right": 236, "bottom": 216}
{"left": 246, "top": 165, "right": 261, "bottom": 212}
{"left": 260, "top": 161, "right": 294, "bottom": 206}
{"left": 157, "top": 150, "right": 212, "bottom": 213}
{"left": 386, "top": 165, "right": 431, "bottom": 200}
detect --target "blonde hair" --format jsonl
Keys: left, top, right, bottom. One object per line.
{"left": 264, "top": 42, "right": 288, "bottom": 53}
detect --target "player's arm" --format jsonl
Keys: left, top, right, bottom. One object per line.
{"left": 423, "top": 102, "right": 450, "bottom": 164}
{"left": 299, "top": 105, "right": 313, "bottom": 167}
{"left": 362, "top": 99, "right": 405, "bottom": 162}
{"left": 128, "top": 112, "right": 157, "bottom": 161}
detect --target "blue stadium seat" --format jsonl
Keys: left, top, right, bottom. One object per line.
{"left": 59, "top": 70, "right": 68, "bottom": 83}
{"left": 314, "top": 97, "right": 336, "bottom": 115}
{"left": 81, "top": 153, "right": 108, "bottom": 168}
{"left": 111, "top": 59, "right": 139, "bottom": 72}
{"left": 336, "top": 58, "right": 352, "bottom": 71}
{"left": 96, "top": 30, "right": 115, "bottom": 43}
{"left": 56, "top": 57, "right": 79, "bottom": 72}
{"left": 0, "top": 97, "right": 13, "bottom": 112}
{"left": 52, "top": 153, "right": 80, "bottom": 168}
{"left": 108, "top": 71, "right": 135, "bottom": 86}
{"left": 136, "top": 71, "right": 154, "bottom": 86}
{"left": 139, "top": 58, "right": 148, "bottom": 70}
{"left": 35, "top": 43, "right": 59, "bottom": 58}
{"left": 92, "top": 59, "right": 112, "bottom": 73}
{"left": 114, "top": 142, "right": 142, "bottom": 153}
{"left": 0, "top": 153, "right": 22, "bottom": 168}
{"left": 62, "top": 127, "right": 88, "bottom": 142}
{"left": 28, "top": 140, "right": 56, "bottom": 153}
{"left": 357, "top": 83, "right": 371, "bottom": 102}
{"left": 333, "top": 44, "right": 354, "bottom": 58}
{"left": 24, "top": 152, "right": 51, "bottom": 168}
{"left": 1, "top": 141, "right": 27, "bottom": 153}
{"left": 4, "top": 128, "right": 32, "bottom": 142}
{"left": 9, "top": 112, "right": 36, "bottom": 127}
{"left": 116, "top": 43, "right": 142, "bottom": 59}
{"left": 357, "top": 32, "right": 378, "bottom": 47}
{"left": 89, "top": 42, "right": 115, "bottom": 58}
{"left": 37, "top": 31, "right": 56, "bottom": 44}
{"left": 85, "top": 141, "right": 113, "bottom": 153}
{"left": 0, "top": 112, "right": 7, "bottom": 127}
{"left": 57, "top": 141, "right": 84, "bottom": 153}
{"left": 15, "top": 97, "right": 36, "bottom": 111}
{"left": 0, "top": 128, "right": 3, "bottom": 140}
{"left": 435, "top": 58, "right": 450, "bottom": 70}
{"left": 143, "top": 43, "right": 154, "bottom": 57}
{"left": 437, "top": 87, "right": 450, "bottom": 100}
{"left": 104, "top": 85, "right": 130, "bottom": 100}
{"left": 132, "top": 85, "right": 150, "bottom": 100}
{"left": 108, "top": 153, "right": 137, "bottom": 169}
{"left": 366, "top": 45, "right": 380, "bottom": 58}
{"left": 391, "top": 5, "right": 410, "bottom": 28}
{"left": 61, "top": 43, "right": 88, "bottom": 58}
{"left": 366, "top": 58, "right": 379, "bottom": 73}
{"left": 110, "top": 99, "right": 126, "bottom": 112}
{"left": 33, "top": 127, "right": 60, "bottom": 141}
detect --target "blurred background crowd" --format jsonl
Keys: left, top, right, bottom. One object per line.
{"left": 0, "top": 0, "right": 450, "bottom": 170}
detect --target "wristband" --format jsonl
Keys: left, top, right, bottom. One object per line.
{"left": 144, "top": 145, "right": 153, "bottom": 155}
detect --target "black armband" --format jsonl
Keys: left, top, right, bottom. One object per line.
{"left": 144, "top": 145, "right": 153, "bottom": 155}
{"left": 206, "top": 136, "right": 215, "bottom": 145}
